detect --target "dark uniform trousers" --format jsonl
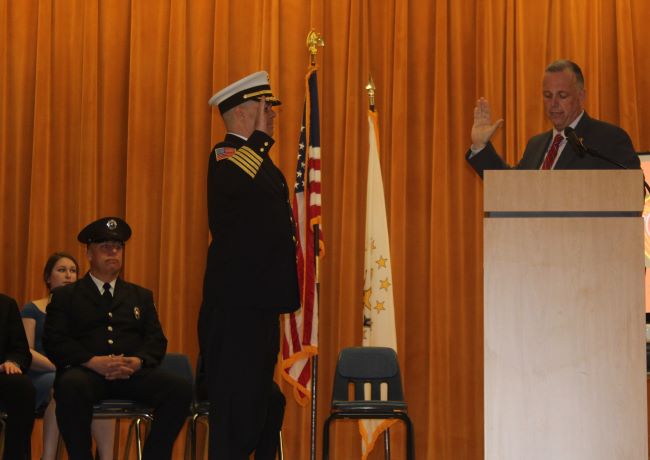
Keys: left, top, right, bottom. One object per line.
{"left": 54, "top": 365, "right": 191, "bottom": 460}
{"left": 0, "top": 373, "right": 35, "bottom": 460}
{"left": 207, "top": 308, "right": 285, "bottom": 460}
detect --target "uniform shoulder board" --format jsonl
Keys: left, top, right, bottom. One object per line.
{"left": 214, "top": 146, "right": 237, "bottom": 162}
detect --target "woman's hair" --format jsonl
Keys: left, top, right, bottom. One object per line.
{"left": 43, "top": 252, "right": 79, "bottom": 290}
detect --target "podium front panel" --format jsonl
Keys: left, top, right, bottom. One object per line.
{"left": 484, "top": 215, "right": 646, "bottom": 460}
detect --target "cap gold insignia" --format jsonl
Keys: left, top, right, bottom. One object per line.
{"left": 133, "top": 306, "right": 141, "bottom": 320}
{"left": 107, "top": 219, "right": 117, "bottom": 230}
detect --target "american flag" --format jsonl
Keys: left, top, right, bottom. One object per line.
{"left": 281, "top": 66, "right": 322, "bottom": 405}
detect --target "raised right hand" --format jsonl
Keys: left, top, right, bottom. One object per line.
{"left": 471, "top": 97, "right": 503, "bottom": 150}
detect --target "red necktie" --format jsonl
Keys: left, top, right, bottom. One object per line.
{"left": 540, "top": 133, "right": 564, "bottom": 170}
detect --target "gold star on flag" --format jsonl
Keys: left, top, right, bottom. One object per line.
{"left": 374, "top": 300, "right": 385, "bottom": 312}
{"left": 375, "top": 255, "right": 388, "bottom": 269}
{"left": 379, "top": 278, "right": 392, "bottom": 291}
{"left": 363, "top": 287, "right": 372, "bottom": 310}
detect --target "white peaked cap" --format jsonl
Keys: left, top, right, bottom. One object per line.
{"left": 208, "top": 71, "right": 281, "bottom": 114}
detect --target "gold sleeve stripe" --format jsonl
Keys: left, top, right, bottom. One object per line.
{"left": 228, "top": 155, "right": 256, "bottom": 178}
{"left": 238, "top": 146, "right": 263, "bottom": 166}
{"left": 235, "top": 154, "right": 260, "bottom": 172}
{"left": 227, "top": 145, "right": 263, "bottom": 178}
{"left": 239, "top": 150, "right": 262, "bottom": 169}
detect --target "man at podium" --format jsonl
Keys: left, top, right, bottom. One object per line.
{"left": 465, "top": 59, "right": 640, "bottom": 177}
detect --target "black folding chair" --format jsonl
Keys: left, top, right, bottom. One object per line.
{"left": 322, "top": 346, "right": 415, "bottom": 460}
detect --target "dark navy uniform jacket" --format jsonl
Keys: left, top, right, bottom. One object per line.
{"left": 202, "top": 130, "right": 300, "bottom": 316}
{"left": 43, "top": 274, "right": 167, "bottom": 369}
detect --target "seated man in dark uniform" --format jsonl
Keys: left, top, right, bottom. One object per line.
{"left": 43, "top": 217, "right": 192, "bottom": 460}
{"left": 0, "top": 293, "right": 35, "bottom": 460}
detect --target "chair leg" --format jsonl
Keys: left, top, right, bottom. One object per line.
{"left": 112, "top": 419, "right": 121, "bottom": 460}
{"left": 383, "top": 428, "right": 391, "bottom": 460}
{"left": 277, "top": 429, "right": 284, "bottom": 460}
{"left": 322, "top": 416, "right": 332, "bottom": 460}
{"left": 393, "top": 412, "right": 415, "bottom": 460}
{"left": 404, "top": 417, "right": 415, "bottom": 460}
{"left": 135, "top": 418, "right": 144, "bottom": 460}
{"left": 123, "top": 420, "right": 132, "bottom": 460}
{"left": 189, "top": 414, "right": 198, "bottom": 460}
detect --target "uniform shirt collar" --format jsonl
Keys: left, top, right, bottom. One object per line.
{"left": 89, "top": 272, "right": 116, "bottom": 295}
{"left": 227, "top": 132, "right": 248, "bottom": 141}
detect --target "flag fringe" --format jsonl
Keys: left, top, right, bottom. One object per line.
{"left": 280, "top": 346, "right": 318, "bottom": 406}
{"left": 358, "top": 419, "right": 399, "bottom": 460}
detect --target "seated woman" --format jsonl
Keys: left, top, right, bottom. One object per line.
{"left": 21, "top": 252, "right": 114, "bottom": 460}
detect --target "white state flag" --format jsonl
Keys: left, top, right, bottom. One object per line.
{"left": 360, "top": 109, "right": 398, "bottom": 459}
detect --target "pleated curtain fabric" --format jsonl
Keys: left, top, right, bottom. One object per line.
{"left": 1, "top": 0, "right": 649, "bottom": 458}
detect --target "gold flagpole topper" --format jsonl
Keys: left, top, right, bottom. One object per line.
{"left": 306, "top": 29, "right": 325, "bottom": 66}
{"left": 365, "top": 75, "right": 376, "bottom": 111}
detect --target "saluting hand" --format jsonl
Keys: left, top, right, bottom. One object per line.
{"left": 471, "top": 97, "right": 504, "bottom": 151}
{"left": 254, "top": 96, "right": 275, "bottom": 136}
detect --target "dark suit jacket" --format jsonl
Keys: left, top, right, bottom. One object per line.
{"left": 466, "top": 112, "right": 640, "bottom": 177}
{"left": 0, "top": 293, "right": 31, "bottom": 372}
{"left": 43, "top": 274, "right": 167, "bottom": 369}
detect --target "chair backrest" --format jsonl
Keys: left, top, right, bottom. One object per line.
{"left": 332, "top": 347, "right": 405, "bottom": 403}
{"left": 159, "top": 352, "right": 194, "bottom": 386}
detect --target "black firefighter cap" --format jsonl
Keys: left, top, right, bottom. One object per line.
{"left": 77, "top": 217, "right": 132, "bottom": 244}
{"left": 208, "top": 71, "right": 281, "bottom": 115}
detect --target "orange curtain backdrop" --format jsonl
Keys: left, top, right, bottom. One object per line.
{"left": 1, "top": 0, "right": 650, "bottom": 459}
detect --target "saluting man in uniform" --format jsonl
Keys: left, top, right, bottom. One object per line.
{"left": 43, "top": 217, "right": 192, "bottom": 460}
{"left": 199, "top": 71, "right": 300, "bottom": 459}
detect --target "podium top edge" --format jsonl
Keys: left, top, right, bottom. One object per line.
{"left": 483, "top": 170, "right": 644, "bottom": 213}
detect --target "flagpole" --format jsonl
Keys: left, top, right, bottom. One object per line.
{"left": 311, "top": 225, "right": 320, "bottom": 460}
{"left": 306, "top": 29, "right": 324, "bottom": 460}
{"left": 363, "top": 76, "right": 394, "bottom": 458}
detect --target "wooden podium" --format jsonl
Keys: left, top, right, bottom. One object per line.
{"left": 483, "top": 170, "right": 648, "bottom": 460}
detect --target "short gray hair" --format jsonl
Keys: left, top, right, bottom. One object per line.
{"left": 545, "top": 59, "right": 584, "bottom": 88}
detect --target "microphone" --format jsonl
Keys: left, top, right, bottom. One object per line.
{"left": 563, "top": 126, "right": 629, "bottom": 168}
{"left": 563, "top": 126, "right": 587, "bottom": 158}
{"left": 564, "top": 126, "right": 650, "bottom": 195}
